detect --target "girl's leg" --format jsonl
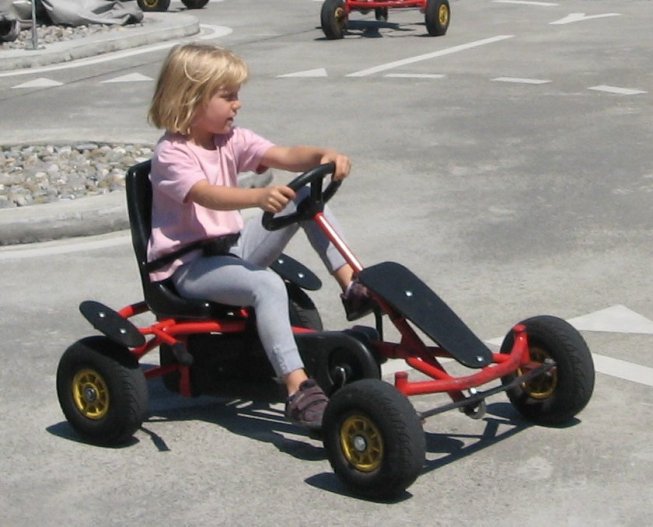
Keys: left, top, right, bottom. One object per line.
{"left": 233, "top": 187, "right": 349, "bottom": 282}
{"left": 171, "top": 255, "right": 303, "bottom": 378}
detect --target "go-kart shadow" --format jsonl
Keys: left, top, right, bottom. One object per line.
{"left": 421, "top": 402, "right": 581, "bottom": 475}
{"left": 142, "top": 378, "right": 326, "bottom": 462}
{"left": 314, "top": 20, "right": 414, "bottom": 39}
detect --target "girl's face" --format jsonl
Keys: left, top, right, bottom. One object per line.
{"left": 190, "top": 86, "right": 241, "bottom": 142}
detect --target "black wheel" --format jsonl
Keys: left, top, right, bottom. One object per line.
{"left": 321, "top": 0, "right": 348, "bottom": 40}
{"left": 288, "top": 283, "right": 323, "bottom": 330}
{"left": 425, "top": 0, "right": 450, "bottom": 36}
{"left": 375, "top": 8, "right": 388, "bottom": 22}
{"left": 323, "top": 379, "right": 425, "bottom": 500}
{"left": 500, "top": 316, "right": 595, "bottom": 425}
{"left": 56, "top": 336, "right": 148, "bottom": 446}
{"left": 137, "top": 0, "right": 171, "bottom": 12}
{"left": 181, "top": 0, "right": 209, "bottom": 8}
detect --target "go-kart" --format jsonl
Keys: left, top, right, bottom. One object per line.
{"left": 320, "top": 0, "right": 450, "bottom": 39}
{"left": 56, "top": 161, "right": 595, "bottom": 500}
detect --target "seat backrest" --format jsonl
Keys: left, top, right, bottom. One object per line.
{"left": 125, "top": 160, "right": 225, "bottom": 319}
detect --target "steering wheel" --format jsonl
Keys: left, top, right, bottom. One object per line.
{"left": 262, "top": 162, "right": 341, "bottom": 231}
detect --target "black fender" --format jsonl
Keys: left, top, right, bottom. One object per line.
{"left": 79, "top": 301, "right": 145, "bottom": 348}
{"left": 295, "top": 327, "right": 381, "bottom": 396}
{"left": 270, "top": 253, "right": 322, "bottom": 291}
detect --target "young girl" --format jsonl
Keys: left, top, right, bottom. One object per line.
{"left": 146, "top": 43, "right": 371, "bottom": 430}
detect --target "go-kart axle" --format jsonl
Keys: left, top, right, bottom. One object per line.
{"left": 417, "top": 361, "right": 555, "bottom": 420}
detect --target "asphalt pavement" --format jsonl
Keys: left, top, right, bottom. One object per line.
{"left": 1, "top": 2, "right": 651, "bottom": 523}
{"left": 0, "top": 12, "right": 198, "bottom": 245}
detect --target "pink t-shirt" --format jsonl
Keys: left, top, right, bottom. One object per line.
{"left": 147, "top": 127, "right": 274, "bottom": 281}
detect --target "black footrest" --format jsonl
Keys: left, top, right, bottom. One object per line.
{"left": 358, "top": 262, "right": 492, "bottom": 368}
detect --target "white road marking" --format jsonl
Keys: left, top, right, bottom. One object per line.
{"left": 385, "top": 73, "right": 445, "bottom": 79}
{"left": 588, "top": 85, "right": 647, "bottom": 96}
{"left": 0, "top": 24, "right": 232, "bottom": 79}
{"left": 278, "top": 68, "right": 328, "bottom": 78}
{"left": 347, "top": 35, "right": 514, "bottom": 77}
{"left": 492, "top": 76, "right": 551, "bottom": 84}
{"left": 592, "top": 355, "right": 653, "bottom": 387}
{"left": 493, "top": 0, "right": 558, "bottom": 6}
{"left": 11, "top": 77, "right": 63, "bottom": 88}
{"left": 550, "top": 13, "right": 621, "bottom": 25}
{"left": 569, "top": 305, "right": 653, "bottom": 334}
{"left": 101, "top": 72, "right": 153, "bottom": 84}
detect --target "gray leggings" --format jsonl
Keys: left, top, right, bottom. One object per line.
{"left": 171, "top": 189, "right": 347, "bottom": 377}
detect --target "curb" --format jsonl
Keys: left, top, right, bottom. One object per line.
{"left": 0, "top": 169, "right": 273, "bottom": 246}
{"left": 0, "top": 191, "right": 129, "bottom": 245}
{"left": 0, "top": 13, "right": 201, "bottom": 246}
{"left": 0, "top": 13, "right": 200, "bottom": 71}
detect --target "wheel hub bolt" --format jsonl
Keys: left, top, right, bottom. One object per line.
{"left": 83, "top": 386, "right": 97, "bottom": 403}
{"left": 353, "top": 435, "right": 367, "bottom": 452}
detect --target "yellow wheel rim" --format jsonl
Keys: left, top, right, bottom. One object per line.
{"left": 339, "top": 414, "right": 384, "bottom": 473}
{"left": 439, "top": 5, "right": 449, "bottom": 26}
{"left": 72, "top": 369, "right": 110, "bottom": 420}
{"left": 520, "top": 347, "right": 557, "bottom": 400}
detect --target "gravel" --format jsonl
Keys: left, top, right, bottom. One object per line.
{"left": 0, "top": 21, "right": 148, "bottom": 51}
{"left": 1, "top": 22, "right": 156, "bottom": 209}
{"left": 0, "top": 143, "right": 152, "bottom": 208}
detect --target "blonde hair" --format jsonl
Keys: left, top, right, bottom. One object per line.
{"left": 148, "top": 44, "right": 249, "bottom": 135}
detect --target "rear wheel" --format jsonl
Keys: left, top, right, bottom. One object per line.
{"left": 323, "top": 379, "right": 425, "bottom": 500}
{"left": 288, "top": 283, "right": 323, "bottom": 330}
{"left": 321, "top": 0, "right": 348, "bottom": 40}
{"left": 500, "top": 316, "right": 595, "bottom": 425}
{"left": 137, "top": 0, "right": 171, "bottom": 12}
{"left": 181, "top": 0, "right": 209, "bottom": 8}
{"left": 56, "top": 336, "right": 148, "bottom": 445}
{"left": 425, "top": 0, "right": 450, "bottom": 36}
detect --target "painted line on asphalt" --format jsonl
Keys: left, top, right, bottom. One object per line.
{"left": 346, "top": 35, "right": 514, "bottom": 77}
{"left": 492, "top": 76, "right": 551, "bottom": 85}
{"left": 493, "top": 1, "right": 558, "bottom": 5}
{"left": 588, "top": 85, "right": 647, "bottom": 96}
{"left": 385, "top": 73, "right": 446, "bottom": 79}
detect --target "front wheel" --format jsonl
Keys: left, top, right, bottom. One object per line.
{"left": 500, "top": 316, "right": 595, "bottom": 425}
{"left": 321, "top": 0, "right": 348, "bottom": 40}
{"left": 323, "top": 379, "right": 425, "bottom": 500}
{"left": 425, "top": 0, "right": 450, "bottom": 36}
{"left": 56, "top": 336, "right": 148, "bottom": 445}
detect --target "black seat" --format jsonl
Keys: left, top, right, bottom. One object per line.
{"left": 126, "top": 160, "right": 234, "bottom": 320}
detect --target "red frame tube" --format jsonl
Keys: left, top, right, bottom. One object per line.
{"left": 347, "top": 0, "right": 427, "bottom": 10}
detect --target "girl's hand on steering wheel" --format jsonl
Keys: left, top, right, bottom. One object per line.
{"left": 257, "top": 185, "right": 296, "bottom": 213}
{"left": 320, "top": 152, "right": 351, "bottom": 181}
